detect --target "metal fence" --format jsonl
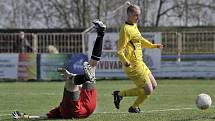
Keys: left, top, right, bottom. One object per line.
{"left": 37, "top": 33, "right": 84, "bottom": 53}
{"left": 0, "top": 31, "right": 215, "bottom": 55}
{"left": 162, "top": 31, "right": 215, "bottom": 55}
{"left": 0, "top": 32, "right": 85, "bottom": 53}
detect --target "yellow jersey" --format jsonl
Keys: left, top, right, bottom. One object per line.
{"left": 117, "top": 22, "right": 157, "bottom": 65}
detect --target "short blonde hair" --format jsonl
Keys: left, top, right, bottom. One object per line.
{"left": 127, "top": 4, "right": 140, "bottom": 14}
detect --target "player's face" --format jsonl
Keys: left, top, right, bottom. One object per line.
{"left": 128, "top": 9, "right": 141, "bottom": 23}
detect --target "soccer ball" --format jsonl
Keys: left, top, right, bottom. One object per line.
{"left": 195, "top": 93, "right": 212, "bottom": 110}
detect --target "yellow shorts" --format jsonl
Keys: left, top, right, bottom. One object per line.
{"left": 124, "top": 62, "right": 151, "bottom": 87}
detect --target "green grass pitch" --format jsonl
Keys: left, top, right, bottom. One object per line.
{"left": 0, "top": 79, "right": 215, "bottom": 121}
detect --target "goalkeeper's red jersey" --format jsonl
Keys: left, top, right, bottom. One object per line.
{"left": 47, "top": 87, "right": 96, "bottom": 119}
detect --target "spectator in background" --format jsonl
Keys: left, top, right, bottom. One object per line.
{"left": 47, "top": 45, "right": 59, "bottom": 54}
{"left": 14, "top": 31, "right": 33, "bottom": 53}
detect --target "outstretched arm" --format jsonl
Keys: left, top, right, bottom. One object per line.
{"left": 12, "top": 111, "right": 48, "bottom": 120}
{"left": 140, "top": 36, "right": 164, "bottom": 49}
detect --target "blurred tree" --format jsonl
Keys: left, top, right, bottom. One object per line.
{"left": 155, "top": 0, "right": 180, "bottom": 27}
{"left": 0, "top": 0, "right": 21, "bottom": 28}
{"left": 0, "top": 0, "right": 214, "bottom": 28}
{"left": 37, "top": 0, "right": 54, "bottom": 28}
{"left": 171, "top": 0, "right": 215, "bottom": 26}
{"left": 188, "top": 0, "right": 214, "bottom": 26}
{"left": 96, "top": 0, "right": 102, "bottom": 19}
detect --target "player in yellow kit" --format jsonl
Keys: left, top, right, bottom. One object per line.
{"left": 113, "top": 4, "right": 163, "bottom": 113}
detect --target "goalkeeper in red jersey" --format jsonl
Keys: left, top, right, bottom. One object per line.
{"left": 12, "top": 20, "right": 106, "bottom": 120}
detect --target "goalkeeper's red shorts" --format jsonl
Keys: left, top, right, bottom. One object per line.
{"left": 47, "top": 83, "right": 96, "bottom": 119}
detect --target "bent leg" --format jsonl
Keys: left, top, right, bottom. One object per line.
{"left": 119, "top": 87, "right": 143, "bottom": 97}
{"left": 80, "top": 83, "right": 97, "bottom": 115}
{"left": 149, "top": 73, "right": 157, "bottom": 90}
{"left": 122, "top": 63, "right": 154, "bottom": 110}
{"left": 130, "top": 73, "right": 157, "bottom": 109}
{"left": 60, "top": 89, "right": 84, "bottom": 119}
{"left": 132, "top": 86, "right": 148, "bottom": 109}
{"left": 64, "top": 77, "right": 79, "bottom": 92}
{"left": 76, "top": 20, "right": 105, "bottom": 117}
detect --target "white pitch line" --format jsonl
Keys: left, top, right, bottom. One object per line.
{"left": 145, "top": 107, "right": 193, "bottom": 113}
{"left": 0, "top": 114, "right": 10, "bottom": 117}
{"left": 95, "top": 107, "right": 195, "bottom": 114}
{"left": 1, "top": 107, "right": 213, "bottom": 117}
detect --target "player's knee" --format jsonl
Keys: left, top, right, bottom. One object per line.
{"left": 153, "top": 83, "right": 157, "bottom": 90}
{"left": 143, "top": 84, "right": 154, "bottom": 95}
{"left": 89, "top": 59, "right": 98, "bottom": 67}
{"left": 152, "top": 86, "right": 156, "bottom": 90}
{"left": 144, "top": 88, "right": 153, "bottom": 95}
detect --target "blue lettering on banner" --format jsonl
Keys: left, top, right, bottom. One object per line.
{"left": 97, "top": 61, "right": 123, "bottom": 70}
{"left": 144, "top": 54, "right": 154, "bottom": 67}
{"left": 66, "top": 54, "right": 88, "bottom": 74}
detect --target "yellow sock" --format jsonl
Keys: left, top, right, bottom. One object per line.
{"left": 132, "top": 87, "right": 148, "bottom": 108}
{"left": 119, "top": 87, "right": 140, "bottom": 97}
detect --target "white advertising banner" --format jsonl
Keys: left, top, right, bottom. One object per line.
{"left": 142, "top": 32, "right": 161, "bottom": 70}
{"left": 88, "top": 32, "right": 161, "bottom": 78}
{"left": 88, "top": 33, "right": 122, "bottom": 68}
{"left": 0, "top": 54, "right": 18, "bottom": 79}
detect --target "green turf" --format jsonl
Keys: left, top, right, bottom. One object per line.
{"left": 0, "top": 79, "right": 215, "bottom": 121}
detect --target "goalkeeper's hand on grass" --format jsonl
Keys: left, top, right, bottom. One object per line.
{"left": 12, "top": 111, "right": 29, "bottom": 119}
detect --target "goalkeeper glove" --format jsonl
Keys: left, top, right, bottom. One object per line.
{"left": 12, "top": 111, "right": 29, "bottom": 119}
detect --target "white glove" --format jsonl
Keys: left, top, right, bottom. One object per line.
{"left": 12, "top": 111, "right": 29, "bottom": 119}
